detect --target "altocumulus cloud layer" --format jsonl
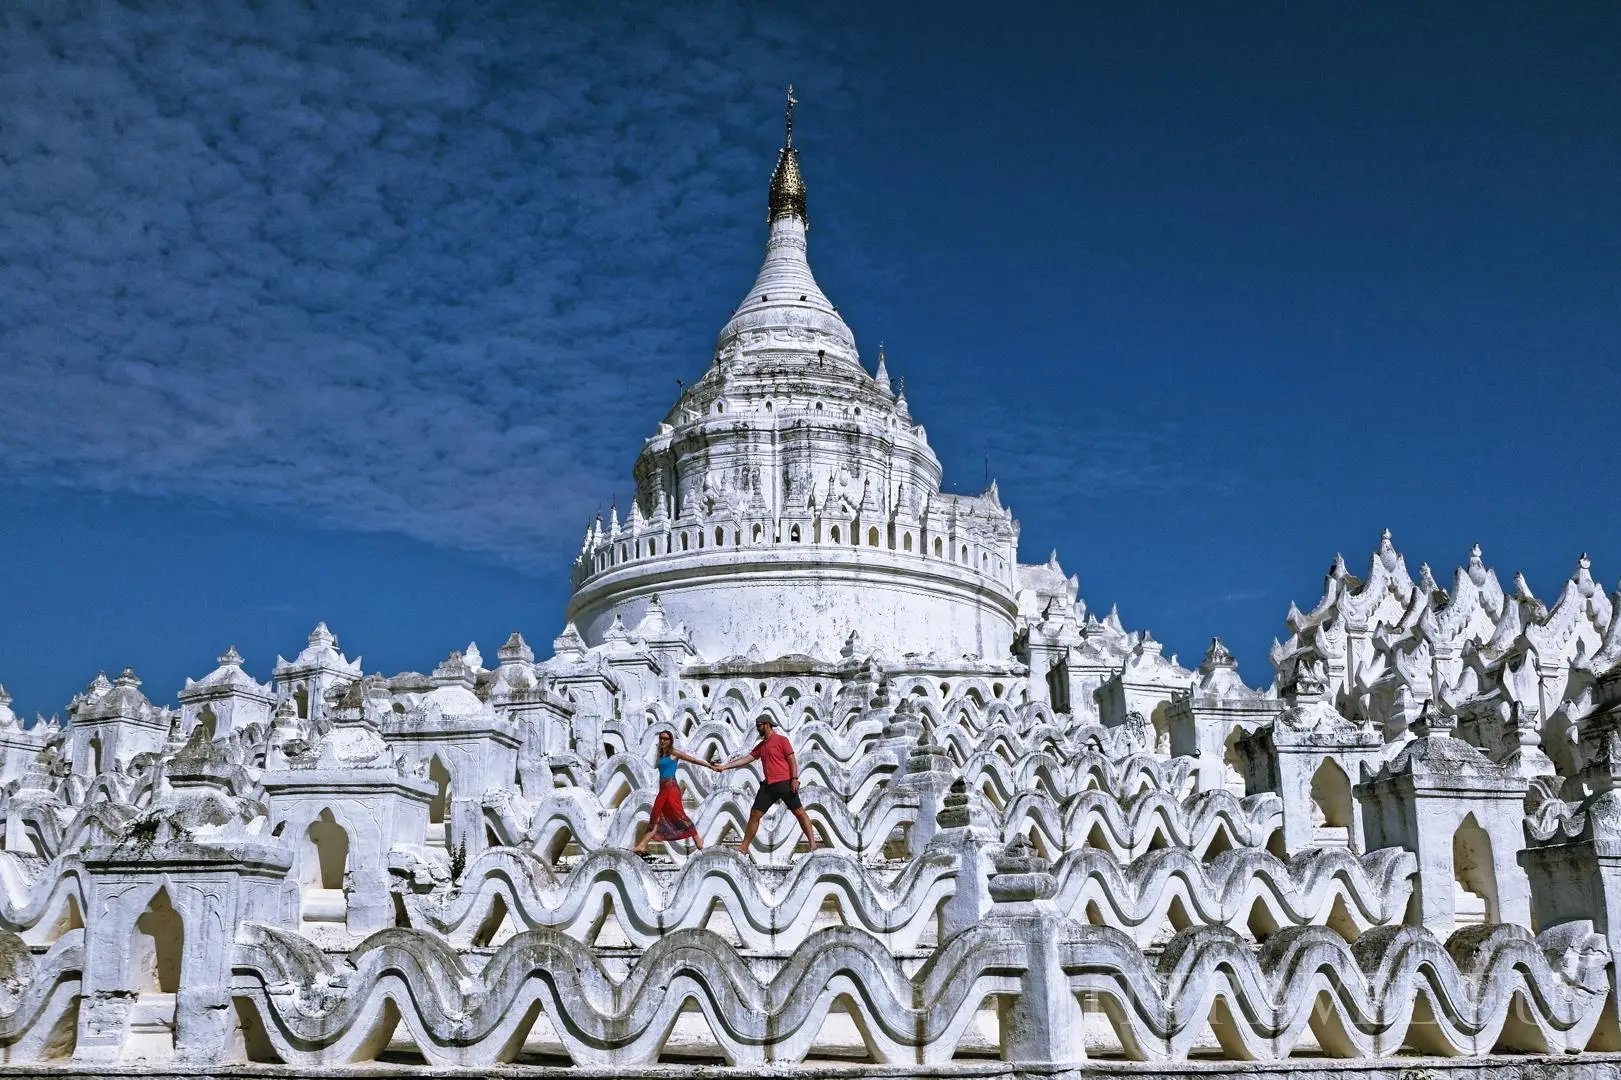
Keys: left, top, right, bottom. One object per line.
{"left": 0, "top": 1, "right": 870, "bottom": 570}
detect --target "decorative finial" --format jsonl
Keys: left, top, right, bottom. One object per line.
{"left": 498, "top": 631, "right": 533, "bottom": 665}
{"left": 768, "top": 89, "right": 808, "bottom": 225}
{"left": 873, "top": 341, "right": 892, "bottom": 394}
{"left": 1200, "top": 637, "right": 1237, "bottom": 673}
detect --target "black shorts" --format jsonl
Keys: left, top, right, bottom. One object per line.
{"left": 751, "top": 780, "right": 802, "bottom": 814}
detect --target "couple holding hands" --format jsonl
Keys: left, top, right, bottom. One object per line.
{"left": 632, "top": 717, "right": 819, "bottom": 859}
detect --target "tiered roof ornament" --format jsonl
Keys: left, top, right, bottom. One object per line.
{"left": 1189, "top": 636, "right": 1271, "bottom": 703}
{"left": 551, "top": 623, "right": 587, "bottom": 663}
{"left": 84, "top": 668, "right": 155, "bottom": 721}
{"left": 183, "top": 646, "right": 273, "bottom": 696}
{"left": 273, "top": 622, "right": 362, "bottom": 678}
{"left": 498, "top": 631, "right": 534, "bottom": 667}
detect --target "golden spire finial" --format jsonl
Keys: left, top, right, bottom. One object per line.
{"left": 768, "top": 86, "right": 807, "bottom": 224}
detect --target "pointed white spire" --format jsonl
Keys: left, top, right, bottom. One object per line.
{"left": 1105, "top": 604, "right": 1124, "bottom": 633}
{"left": 874, "top": 343, "right": 893, "bottom": 395}
{"left": 717, "top": 89, "right": 856, "bottom": 362}
{"left": 1576, "top": 552, "right": 1597, "bottom": 597}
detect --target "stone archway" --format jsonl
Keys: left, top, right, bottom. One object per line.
{"left": 125, "top": 886, "right": 184, "bottom": 1061}
{"left": 1308, "top": 757, "right": 1354, "bottom": 848}
{"left": 1453, "top": 812, "right": 1499, "bottom": 925}
{"left": 302, "top": 809, "right": 351, "bottom": 925}
{"left": 428, "top": 755, "right": 453, "bottom": 852}
{"left": 132, "top": 887, "right": 183, "bottom": 993}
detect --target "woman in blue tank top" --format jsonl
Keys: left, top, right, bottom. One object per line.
{"left": 633, "top": 730, "right": 715, "bottom": 859}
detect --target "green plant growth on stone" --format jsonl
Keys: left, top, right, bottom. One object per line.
{"left": 450, "top": 840, "right": 467, "bottom": 882}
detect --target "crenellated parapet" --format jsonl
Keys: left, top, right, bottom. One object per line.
{"left": 1269, "top": 533, "right": 1618, "bottom": 788}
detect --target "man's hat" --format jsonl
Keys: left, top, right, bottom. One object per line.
{"left": 756, "top": 716, "right": 776, "bottom": 727}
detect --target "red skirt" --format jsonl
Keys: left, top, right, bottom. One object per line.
{"left": 649, "top": 778, "right": 698, "bottom": 842}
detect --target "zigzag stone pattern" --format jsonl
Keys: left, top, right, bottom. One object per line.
{"left": 3, "top": 99, "right": 1621, "bottom": 1078}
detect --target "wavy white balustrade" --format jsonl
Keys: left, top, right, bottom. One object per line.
{"left": 398, "top": 847, "right": 956, "bottom": 952}
{"left": 0, "top": 839, "right": 1416, "bottom": 959}
{"left": 0, "top": 891, "right": 1602, "bottom": 1066}
{"left": 212, "top": 915, "right": 1610, "bottom": 1067}
{"left": 1053, "top": 845, "right": 1416, "bottom": 945}
{"left": 230, "top": 923, "right": 1018, "bottom": 1067}
{"left": 998, "top": 787, "right": 1283, "bottom": 862}
{"left": 1066, "top": 921, "right": 1608, "bottom": 1060}
{"left": 0, "top": 931, "right": 85, "bottom": 1062}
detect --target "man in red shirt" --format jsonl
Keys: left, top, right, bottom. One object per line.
{"left": 716, "top": 717, "right": 819, "bottom": 856}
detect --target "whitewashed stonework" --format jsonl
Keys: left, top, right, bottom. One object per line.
{"left": 565, "top": 150, "right": 1019, "bottom": 666}
{"left": 2, "top": 100, "right": 1621, "bottom": 1077}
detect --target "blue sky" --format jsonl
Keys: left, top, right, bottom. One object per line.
{"left": 1, "top": 2, "right": 1616, "bottom": 715}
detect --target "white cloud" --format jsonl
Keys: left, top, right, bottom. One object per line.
{"left": 0, "top": 0, "right": 871, "bottom": 571}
